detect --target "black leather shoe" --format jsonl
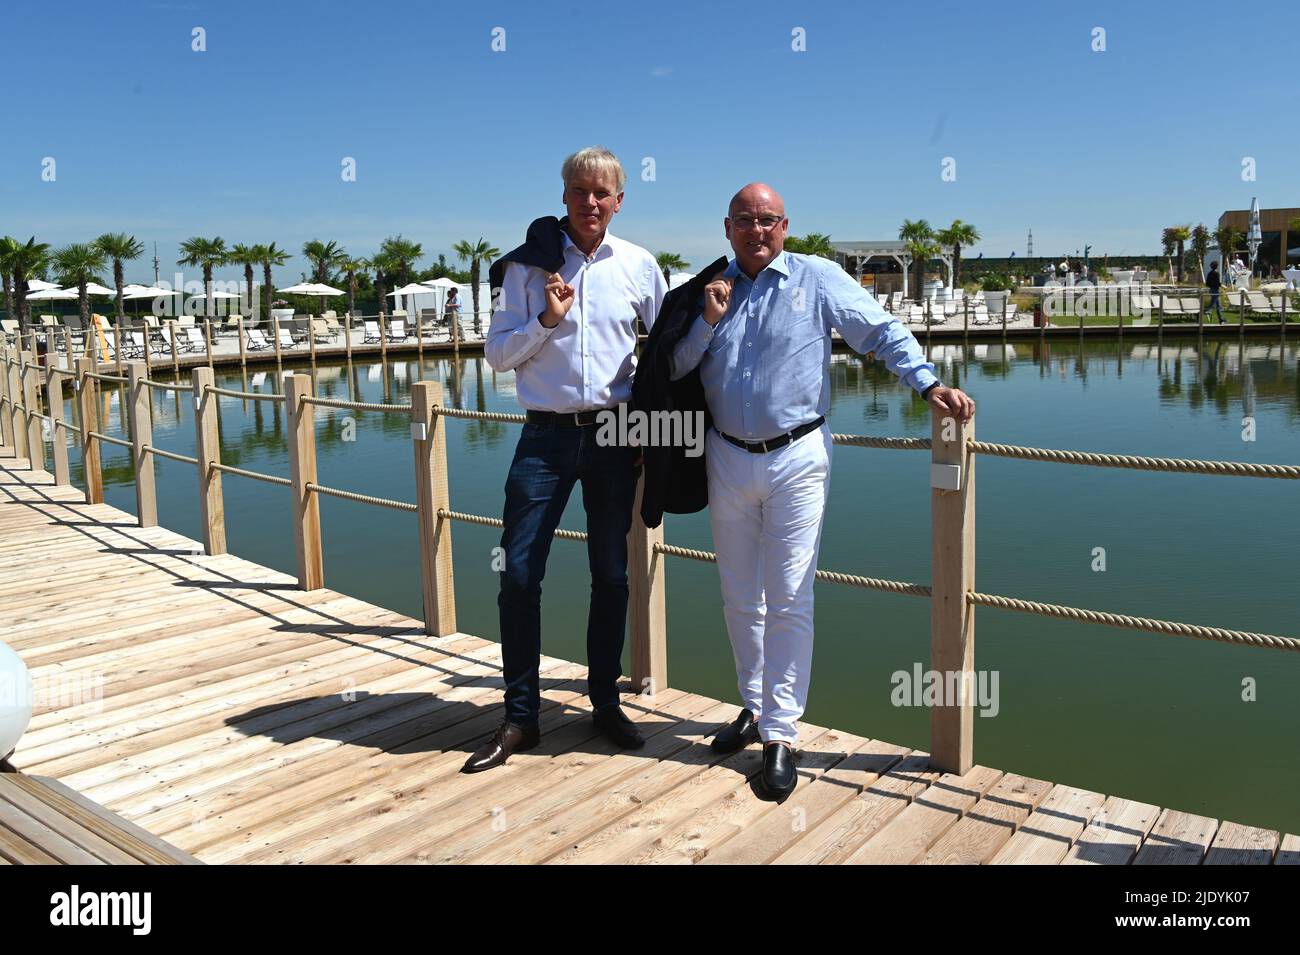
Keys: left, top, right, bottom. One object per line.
{"left": 461, "top": 720, "right": 540, "bottom": 773}
{"left": 711, "top": 708, "right": 760, "bottom": 753}
{"left": 592, "top": 704, "right": 645, "bottom": 749}
{"left": 761, "top": 742, "right": 797, "bottom": 799}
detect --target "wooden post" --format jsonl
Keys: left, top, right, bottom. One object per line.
{"left": 627, "top": 472, "right": 667, "bottom": 696}
{"left": 344, "top": 315, "right": 352, "bottom": 360}
{"left": 114, "top": 320, "right": 124, "bottom": 376}
{"left": 284, "top": 372, "right": 324, "bottom": 590}
{"left": 1158, "top": 291, "right": 1165, "bottom": 331}
{"left": 0, "top": 348, "right": 14, "bottom": 450}
{"left": 204, "top": 320, "right": 214, "bottom": 368}
{"left": 238, "top": 316, "right": 246, "bottom": 367}
{"left": 411, "top": 380, "right": 457, "bottom": 636}
{"left": 126, "top": 361, "right": 158, "bottom": 528}
{"left": 963, "top": 297, "right": 969, "bottom": 337}
{"left": 62, "top": 327, "right": 72, "bottom": 367}
{"left": 168, "top": 321, "right": 180, "bottom": 375}
{"left": 45, "top": 364, "right": 70, "bottom": 486}
{"left": 76, "top": 357, "right": 103, "bottom": 504}
{"left": 1239, "top": 289, "right": 1247, "bottom": 342}
{"left": 380, "top": 313, "right": 388, "bottom": 360}
{"left": 20, "top": 351, "right": 42, "bottom": 471}
{"left": 191, "top": 366, "right": 227, "bottom": 555}
{"left": 929, "top": 406, "right": 975, "bottom": 775}
{"left": 309, "top": 318, "right": 317, "bottom": 364}
{"left": 273, "top": 317, "right": 283, "bottom": 364}
{"left": 417, "top": 315, "right": 424, "bottom": 360}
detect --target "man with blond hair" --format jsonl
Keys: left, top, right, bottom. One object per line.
{"left": 671, "top": 183, "right": 975, "bottom": 798}
{"left": 464, "top": 146, "right": 667, "bottom": 773}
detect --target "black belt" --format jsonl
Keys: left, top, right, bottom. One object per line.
{"left": 526, "top": 408, "right": 606, "bottom": 427}
{"left": 718, "top": 417, "right": 825, "bottom": 453}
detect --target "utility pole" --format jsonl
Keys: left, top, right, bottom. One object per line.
{"left": 1027, "top": 229, "right": 1033, "bottom": 257}
{"left": 153, "top": 243, "right": 160, "bottom": 285}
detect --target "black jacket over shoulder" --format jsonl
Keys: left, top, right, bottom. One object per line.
{"left": 632, "top": 256, "right": 729, "bottom": 528}
{"left": 488, "top": 215, "right": 568, "bottom": 294}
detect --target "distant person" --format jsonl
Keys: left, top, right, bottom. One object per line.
{"left": 444, "top": 287, "right": 463, "bottom": 341}
{"left": 1205, "top": 262, "right": 1223, "bottom": 323}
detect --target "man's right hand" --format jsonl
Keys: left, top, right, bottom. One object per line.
{"left": 703, "top": 277, "right": 733, "bottom": 326}
{"left": 541, "top": 272, "right": 575, "bottom": 327}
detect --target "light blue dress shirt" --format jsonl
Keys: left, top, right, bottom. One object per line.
{"left": 670, "top": 250, "right": 939, "bottom": 441}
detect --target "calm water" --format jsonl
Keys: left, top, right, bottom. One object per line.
{"left": 63, "top": 338, "right": 1300, "bottom": 832}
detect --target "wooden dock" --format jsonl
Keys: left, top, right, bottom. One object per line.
{"left": 2, "top": 450, "right": 1297, "bottom": 865}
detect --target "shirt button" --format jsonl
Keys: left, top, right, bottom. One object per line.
{"left": 745, "top": 402, "right": 750, "bottom": 407}
{"left": 746, "top": 342, "right": 752, "bottom": 347}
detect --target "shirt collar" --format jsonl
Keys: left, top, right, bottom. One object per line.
{"left": 562, "top": 227, "right": 615, "bottom": 262}
{"left": 725, "top": 249, "right": 791, "bottom": 281}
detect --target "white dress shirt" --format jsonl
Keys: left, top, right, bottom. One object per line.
{"left": 485, "top": 230, "right": 667, "bottom": 412}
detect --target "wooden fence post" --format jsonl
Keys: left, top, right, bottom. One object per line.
{"left": 930, "top": 406, "right": 976, "bottom": 775}
{"left": 76, "top": 356, "right": 103, "bottom": 504}
{"left": 380, "top": 313, "right": 388, "bottom": 360}
{"left": 628, "top": 473, "right": 668, "bottom": 697}
{"left": 21, "top": 351, "right": 43, "bottom": 472}
{"left": 284, "top": 372, "right": 324, "bottom": 590}
{"left": 0, "top": 347, "right": 14, "bottom": 450}
{"left": 238, "top": 316, "right": 246, "bottom": 367}
{"left": 344, "top": 315, "right": 352, "bottom": 361}
{"left": 127, "top": 361, "right": 158, "bottom": 527}
{"left": 204, "top": 320, "right": 214, "bottom": 368}
{"left": 114, "top": 320, "right": 125, "bottom": 376}
{"left": 309, "top": 318, "right": 317, "bottom": 364}
{"left": 168, "top": 321, "right": 180, "bottom": 375}
{"left": 411, "top": 380, "right": 457, "bottom": 637}
{"left": 45, "top": 364, "right": 70, "bottom": 486}
{"left": 273, "top": 317, "right": 283, "bottom": 364}
{"left": 191, "top": 366, "right": 227, "bottom": 555}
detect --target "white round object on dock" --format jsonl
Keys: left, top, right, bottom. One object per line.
{"left": 0, "top": 642, "right": 33, "bottom": 761}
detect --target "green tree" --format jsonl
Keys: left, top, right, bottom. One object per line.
{"left": 338, "top": 257, "right": 370, "bottom": 320}
{"left": 6, "top": 237, "right": 50, "bottom": 326}
{"left": 1162, "top": 225, "right": 1191, "bottom": 282}
{"left": 177, "top": 236, "right": 229, "bottom": 317}
{"left": 899, "top": 219, "right": 939, "bottom": 302}
{"left": 1189, "top": 225, "right": 1211, "bottom": 282}
{"left": 302, "top": 239, "right": 346, "bottom": 285}
{"left": 229, "top": 244, "right": 262, "bottom": 318}
{"left": 0, "top": 236, "right": 21, "bottom": 321}
{"left": 784, "top": 233, "right": 835, "bottom": 258}
{"left": 371, "top": 250, "right": 396, "bottom": 319}
{"left": 94, "top": 233, "right": 144, "bottom": 319}
{"left": 379, "top": 235, "right": 423, "bottom": 289}
{"left": 655, "top": 252, "right": 689, "bottom": 281}
{"left": 258, "top": 242, "right": 290, "bottom": 323}
{"left": 1213, "top": 225, "right": 1244, "bottom": 267}
{"left": 53, "top": 242, "right": 109, "bottom": 326}
{"left": 452, "top": 237, "right": 501, "bottom": 335}
{"left": 935, "top": 219, "right": 980, "bottom": 288}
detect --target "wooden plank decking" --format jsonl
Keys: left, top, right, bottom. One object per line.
{"left": 2, "top": 448, "right": 1297, "bottom": 865}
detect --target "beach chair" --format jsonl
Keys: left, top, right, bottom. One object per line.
{"left": 311, "top": 319, "right": 335, "bottom": 343}
{"left": 1245, "top": 291, "right": 1279, "bottom": 315}
{"left": 178, "top": 327, "right": 206, "bottom": 354}
{"left": 1, "top": 318, "right": 19, "bottom": 344}
{"left": 971, "top": 306, "right": 992, "bottom": 326}
{"left": 1004, "top": 303, "right": 1018, "bottom": 323}
{"left": 363, "top": 320, "right": 382, "bottom": 343}
{"left": 246, "top": 329, "right": 273, "bottom": 351}
{"left": 387, "top": 318, "right": 410, "bottom": 342}
{"left": 278, "top": 328, "right": 298, "bottom": 350}
{"left": 177, "top": 315, "right": 196, "bottom": 328}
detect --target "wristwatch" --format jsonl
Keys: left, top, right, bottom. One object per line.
{"left": 921, "top": 381, "right": 942, "bottom": 399}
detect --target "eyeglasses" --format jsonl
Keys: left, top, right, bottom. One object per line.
{"left": 730, "top": 215, "right": 785, "bottom": 232}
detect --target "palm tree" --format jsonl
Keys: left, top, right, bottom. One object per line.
{"left": 302, "top": 239, "right": 346, "bottom": 285}
{"left": 379, "top": 235, "right": 423, "bottom": 289}
{"left": 452, "top": 237, "right": 500, "bottom": 334}
{"left": 177, "top": 236, "right": 229, "bottom": 318}
{"left": 1189, "top": 225, "right": 1211, "bottom": 282}
{"left": 935, "top": 219, "right": 980, "bottom": 288}
{"left": 371, "top": 250, "right": 396, "bottom": 319}
{"left": 229, "top": 244, "right": 261, "bottom": 317}
{"left": 53, "top": 243, "right": 109, "bottom": 326}
{"left": 656, "top": 252, "right": 689, "bottom": 282}
{"left": 7, "top": 237, "right": 50, "bottom": 326}
{"left": 338, "top": 257, "right": 370, "bottom": 320}
{"left": 899, "top": 219, "right": 938, "bottom": 302}
{"left": 1162, "top": 225, "right": 1191, "bottom": 283}
{"left": 0, "top": 236, "right": 21, "bottom": 322}
{"left": 1213, "top": 225, "right": 1244, "bottom": 267}
{"left": 257, "top": 242, "right": 290, "bottom": 324}
{"left": 94, "top": 233, "right": 144, "bottom": 319}
{"left": 784, "top": 233, "right": 834, "bottom": 258}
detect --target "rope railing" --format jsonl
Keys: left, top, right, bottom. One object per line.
{"left": 302, "top": 395, "right": 411, "bottom": 414}
{"left": 142, "top": 444, "right": 200, "bottom": 466}
{"left": 87, "top": 431, "right": 131, "bottom": 449}
{"left": 432, "top": 406, "right": 529, "bottom": 424}
{"left": 654, "top": 542, "right": 934, "bottom": 598}
{"left": 83, "top": 371, "right": 128, "bottom": 385}
{"left": 306, "top": 481, "right": 418, "bottom": 512}
{"left": 968, "top": 591, "right": 1300, "bottom": 652}
{"left": 437, "top": 507, "right": 588, "bottom": 541}
{"left": 204, "top": 385, "right": 285, "bottom": 403}
{"left": 968, "top": 439, "right": 1300, "bottom": 479}
{"left": 56, "top": 420, "right": 82, "bottom": 436}
{"left": 142, "top": 379, "right": 192, "bottom": 394}
{"left": 209, "top": 461, "right": 292, "bottom": 487}
{"left": 832, "top": 433, "right": 932, "bottom": 451}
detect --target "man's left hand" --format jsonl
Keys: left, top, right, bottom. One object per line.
{"left": 927, "top": 386, "right": 975, "bottom": 422}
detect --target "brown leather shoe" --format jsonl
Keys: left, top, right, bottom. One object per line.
{"left": 461, "top": 720, "right": 540, "bottom": 774}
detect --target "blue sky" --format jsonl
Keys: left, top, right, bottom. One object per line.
{"left": 2, "top": 0, "right": 1295, "bottom": 284}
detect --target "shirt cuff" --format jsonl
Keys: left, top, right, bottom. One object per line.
{"left": 532, "top": 311, "right": 560, "bottom": 338}
{"left": 912, "top": 368, "right": 940, "bottom": 396}
{"left": 686, "top": 313, "right": 716, "bottom": 346}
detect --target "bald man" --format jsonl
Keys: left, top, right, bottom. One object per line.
{"left": 671, "top": 184, "right": 975, "bottom": 798}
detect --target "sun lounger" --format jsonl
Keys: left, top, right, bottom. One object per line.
{"left": 387, "top": 319, "right": 410, "bottom": 342}
{"left": 246, "top": 329, "right": 273, "bottom": 351}
{"left": 363, "top": 321, "right": 382, "bottom": 343}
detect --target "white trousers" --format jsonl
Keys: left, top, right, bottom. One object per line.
{"left": 706, "top": 424, "right": 832, "bottom": 744}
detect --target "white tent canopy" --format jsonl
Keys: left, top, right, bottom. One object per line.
{"left": 26, "top": 287, "right": 77, "bottom": 301}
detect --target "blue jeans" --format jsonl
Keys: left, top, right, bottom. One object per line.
{"left": 1208, "top": 292, "right": 1222, "bottom": 320}
{"left": 498, "top": 421, "right": 640, "bottom": 725}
